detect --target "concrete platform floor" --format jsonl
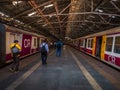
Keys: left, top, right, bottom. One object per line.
{"left": 0, "top": 45, "right": 120, "bottom": 90}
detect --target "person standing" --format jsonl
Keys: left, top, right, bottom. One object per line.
{"left": 55, "top": 40, "right": 63, "bottom": 57}
{"left": 40, "top": 39, "right": 49, "bottom": 65}
{"left": 10, "top": 40, "right": 21, "bottom": 72}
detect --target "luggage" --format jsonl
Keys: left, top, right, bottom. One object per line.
{"left": 41, "top": 44, "right": 47, "bottom": 54}
{"left": 11, "top": 44, "right": 19, "bottom": 54}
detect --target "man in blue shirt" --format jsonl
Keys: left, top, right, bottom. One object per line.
{"left": 40, "top": 39, "right": 49, "bottom": 65}
{"left": 55, "top": 40, "right": 63, "bottom": 57}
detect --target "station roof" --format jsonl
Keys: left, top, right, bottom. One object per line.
{"left": 0, "top": 0, "right": 120, "bottom": 39}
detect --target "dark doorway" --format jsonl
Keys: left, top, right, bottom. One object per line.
{"left": 95, "top": 36, "right": 102, "bottom": 57}
{"left": 0, "top": 23, "right": 6, "bottom": 67}
{"left": 84, "top": 39, "right": 87, "bottom": 51}
{"left": 37, "top": 38, "right": 40, "bottom": 48}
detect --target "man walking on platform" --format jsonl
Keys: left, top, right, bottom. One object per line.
{"left": 10, "top": 40, "right": 21, "bottom": 72}
{"left": 55, "top": 40, "right": 63, "bottom": 57}
{"left": 40, "top": 39, "right": 49, "bottom": 65}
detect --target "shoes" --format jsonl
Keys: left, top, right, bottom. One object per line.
{"left": 42, "top": 62, "right": 47, "bottom": 65}
{"left": 9, "top": 68, "right": 19, "bottom": 73}
{"left": 14, "top": 70, "right": 19, "bottom": 73}
{"left": 9, "top": 68, "right": 14, "bottom": 72}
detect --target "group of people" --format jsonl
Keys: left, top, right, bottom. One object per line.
{"left": 9, "top": 39, "right": 63, "bottom": 73}
{"left": 40, "top": 39, "right": 63, "bottom": 65}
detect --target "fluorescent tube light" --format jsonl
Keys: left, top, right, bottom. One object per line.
{"left": 42, "top": 24, "right": 47, "bottom": 27}
{"left": 28, "top": 12, "right": 36, "bottom": 16}
{"left": 12, "top": 1, "right": 22, "bottom": 6}
{"left": 44, "top": 4, "right": 53, "bottom": 8}
{"left": 95, "top": 9, "right": 103, "bottom": 13}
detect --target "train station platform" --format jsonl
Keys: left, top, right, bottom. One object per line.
{"left": 0, "top": 46, "right": 120, "bottom": 90}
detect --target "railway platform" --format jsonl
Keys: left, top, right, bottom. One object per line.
{"left": 0, "top": 45, "right": 120, "bottom": 90}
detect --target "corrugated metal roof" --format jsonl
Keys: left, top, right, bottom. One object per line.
{"left": 0, "top": 0, "right": 120, "bottom": 39}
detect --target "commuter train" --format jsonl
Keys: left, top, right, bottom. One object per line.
{"left": 72, "top": 26, "right": 120, "bottom": 70}
{"left": 0, "top": 23, "right": 46, "bottom": 67}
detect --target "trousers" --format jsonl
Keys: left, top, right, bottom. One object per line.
{"left": 11, "top": 53, "right": 20, "bottom": 71}
{"left": 56, "top": 48, "right": 61, "bottom": 56}
{"left": 41, "top": 53, "right": 47, "bottom": 65}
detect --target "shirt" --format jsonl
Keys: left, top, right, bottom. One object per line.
{"left": 40, "top": 42, "right": 49, "bottom": 53}
{"left": 10, "top": 43, "right": 21, "bottom": 51}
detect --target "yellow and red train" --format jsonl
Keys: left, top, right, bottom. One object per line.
{"left": 72, "top": 27, "right": 120, "bottom": 70}
{"left": 0, "top": 23, "right": 47, "bottom": 67}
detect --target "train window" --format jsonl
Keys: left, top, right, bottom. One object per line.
{"left": 80, "top": 40, "right": 84, "bottom": 46}
{"left": 88, "top": 39, "right": 91, "bottom": 48}
{"left": 87, "top": 39, "right": 93, "bottom": 48}
{"left": 34, "top": 38, "right": 36, "bottom": 46}
{"left": 114, "top": 36, "right": 120, "bottom": 54}
{"left": 106, "top": 37, "right": 113, "bottom": 52}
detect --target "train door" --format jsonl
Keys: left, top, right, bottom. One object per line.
{"left": 78, "top": 39, "right": 81, "bottom": 49}
{"left": 95, "top": 36, "right": 102, "bottom": 57}
{"left": 84, "top": 39, "right": 87, "bottom": 51}
{"left": 37, "top": 38, "right": 40, "bottom": 48}
{"left": 0, "top": 24, "right": 6, "bottom": 66}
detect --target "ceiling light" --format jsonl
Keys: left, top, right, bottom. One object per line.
{"left": 89, "top": 15, "right": 95, "bottom": 18}
{"left": 15, "top": 20, "right": 20, "bottom": 23}
{"left": 0, "top": 12, "right": 5, "bottom": 16}
{"left": 0, "top": 12, "right": 10, "bottom": 18}
{"left": 109, "top": 15, "right": 116, "bottom": 18}
{"left": 12, "top": 1, "right": 22, "bottom": 6}
{"left": 98, "top": 9, "right": 103, "bottom": 12}
{"left": 112, "top": 16, "right": 115, "bottom": 18}
{"left": 28, "top": 12, "right": 36, "bottom": 16}
{"left": 42, "top": 24, "right": 47, "bottom": 27}
{"left": 44, "top": 4, "right": 53, "bottom": 8}
{"left": 49, "top": 15, "right": 52, "bottom": 18}
{"left": 37, "top": 20, "right": 42, "bottom": 23}
{"left": 95, "top": 9, "right": 103, "bottom": 13}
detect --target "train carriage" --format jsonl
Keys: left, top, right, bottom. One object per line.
{"left": 73, "top": 26, "right": 120, "bottom": 70}
{"left": 79, "top": 39, "right": 85, "bottom": 51}
{"left": 0, "top": 23, "right": 46, "bottom": 67}
{"left": 104, "top": 33, "right": 120, "bottom": 68}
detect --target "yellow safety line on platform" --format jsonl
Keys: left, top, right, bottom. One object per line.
{"left": 70, "top": 51, "right": 102, "bottom": 90}
{"left": 5, "top": 51, "right": 54, "bottom": 90}
{"left": 79, "top": 53, "right": 120, "bottom": 89}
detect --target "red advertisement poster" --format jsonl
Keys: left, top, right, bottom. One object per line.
{"left": 21, "top": 34, "right": 32, "bottom": 56}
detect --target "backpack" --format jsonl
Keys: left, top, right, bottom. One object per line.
{"left": 41, "top": 44, "right": 47, "bottom": 54}
{"left": 57, "top": 43, "right": 61, "bottom": 49}
{"left": 11, "top": 44, "right": 19, "bottom": 54}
